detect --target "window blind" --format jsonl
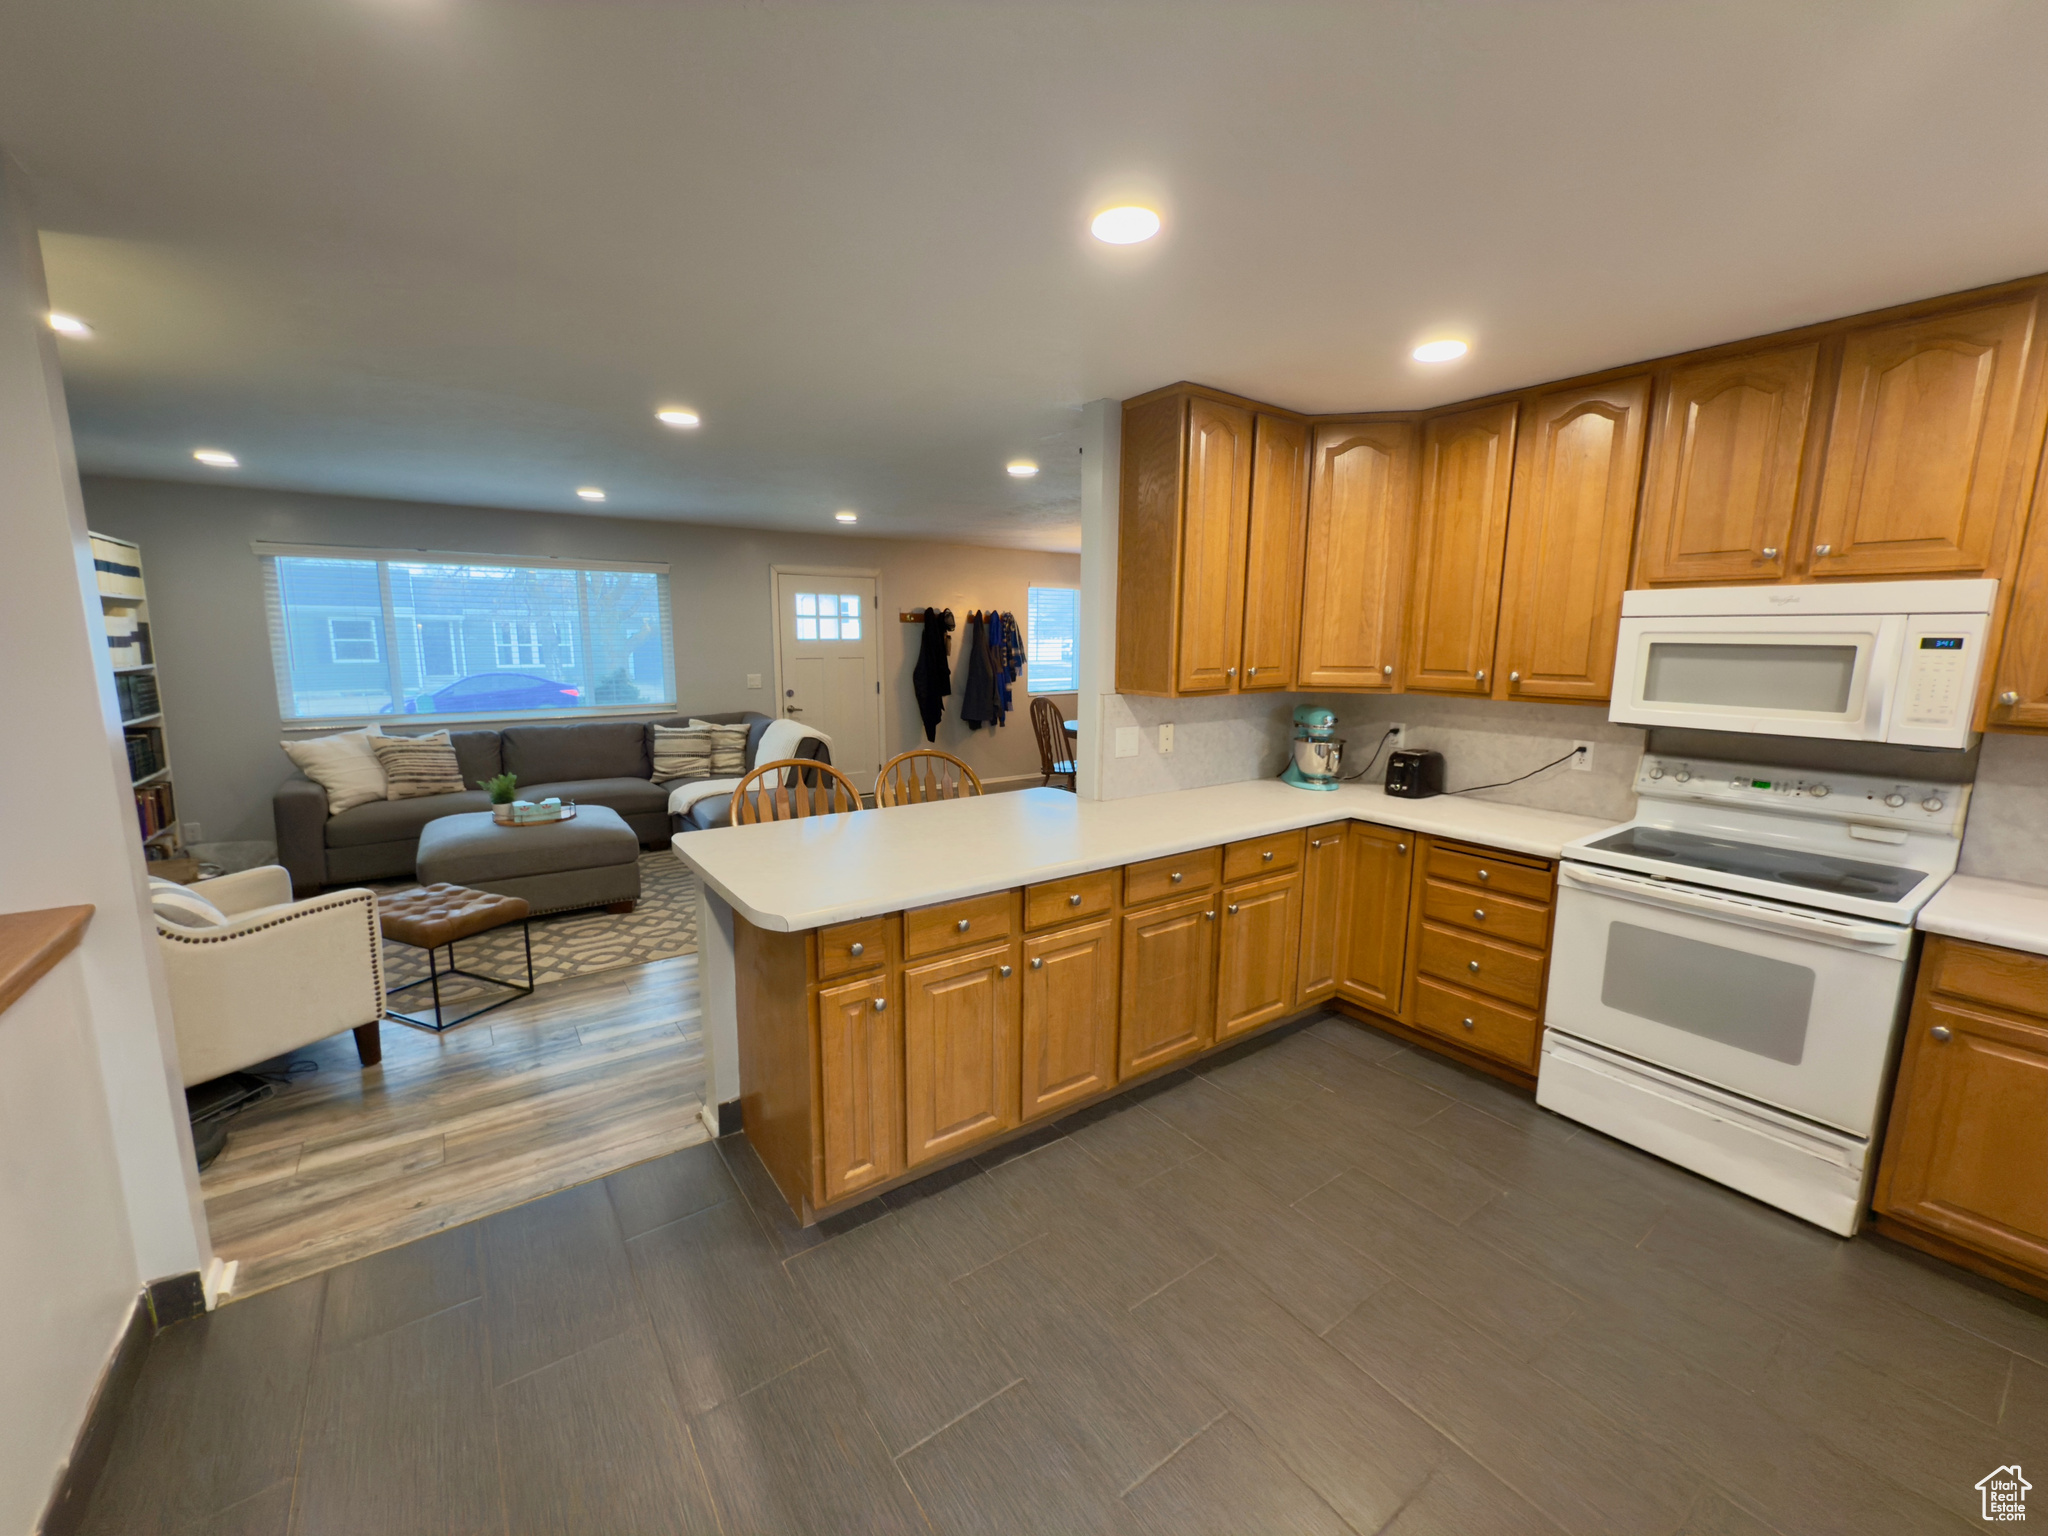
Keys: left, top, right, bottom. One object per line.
{"left": 1026, "top": 586, "right": 1080, "bottom": 694}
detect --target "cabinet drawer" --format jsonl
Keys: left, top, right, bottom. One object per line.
{"left": 1124, "top": 846, "right": 1222, "bottom": 908}
{"left": 1425, "top": 842, "right": 1553, "bottom": 904}
{"left": 816, "top": 917, "right": 889, "bottom": 981}
{"left": 1929, "top": 938, "right": 2048, "bottom": 1020}
{"left": 1417, "top": 922, "right": 1546, "bottom": 1010}
{"left": 1422, "top": 879, "right": 1551, "bottom": 950}
{"left": 1025, "top": 869, "right": 1118, "bottom": 932}
{"left": 1412, "top": 976, "right": 1541, "bottom": 1071}
{"left": 1223, "top": 828, "right": 1305, "bottom": 883}
{"left": 903, "top": 891, "right": 1016, "bottom": 961}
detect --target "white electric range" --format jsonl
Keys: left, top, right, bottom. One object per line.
{"left": 1537, "top": 753, "right": 1968, "bottom": 1235}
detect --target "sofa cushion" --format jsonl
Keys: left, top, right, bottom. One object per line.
{"left": 682, "top": 792, "right": 735, "bottom": 831}
{"left": 325, "top": 789, "right": 493, "bottom": 848}
{"left": 501, "top": 721, "right": 650, "bottom": 785}
{"left": 451, "top": 730, "right": 502, "bottom": 789}
{"left": 524, "top": 777, "right": 672, "bottom": 818}
{"left": 281, "top": 728, "right": 387, "bottom": 816}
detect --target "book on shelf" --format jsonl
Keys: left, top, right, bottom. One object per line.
{"left": 115, "top": 670, "right": 160, "bottom": 721}
{"left": 90, "top": 535, "right": 146, "bottom": 600}
{"left": 125, "top": 730, "right": 163, "bottom": 781}
{"left": 135, "top": 782, "right": 176, "bottom": 841}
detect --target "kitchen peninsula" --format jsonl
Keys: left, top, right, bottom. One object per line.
{"left": 675, "top": 783, "right": 1606, "bottom": 1223}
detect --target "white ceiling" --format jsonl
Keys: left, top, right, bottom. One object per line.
{"left": 8, "top": 1, "right": 2048, "bottom": 553}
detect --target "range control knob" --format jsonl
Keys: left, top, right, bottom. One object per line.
{"left": 1884, "top": 792, "right": 1907, "bottom": 808}
{"left": 1921, "top": 795, "right": 1946, "bottom": 813}
{"left": 1730, "top": 779, "right": 1747, "bottom": 790}
{"left": 1808, "top": 783, "right": 1830, "bottom": 798}
{"left": 1647, "top": 765, "right": 1665, "bottom": 780}
{"left": 1673, "top": 768, "right": 1692, "bottom": 784}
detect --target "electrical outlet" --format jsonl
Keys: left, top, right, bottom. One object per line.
{"left": 1115, "top": 726, "right": 1141, "bottom": 758}
{"left": 1158, "top": 723, "right": 1174, "bottom": 755}
{"left": 1385, "top": 723, "right": 1407, "bottom": 755}
{"left": 1571, "top": 741, "right": 1594, "bottom": 772}
{"left": 182, "top": 821, "right": 201, "bottom": 845}
{"left": 746, "top": 673, "right": 762, "bottom": 690}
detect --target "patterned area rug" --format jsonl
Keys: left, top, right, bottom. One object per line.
{"left": 373, "top": 850, "right": 699, "bottom": 1005}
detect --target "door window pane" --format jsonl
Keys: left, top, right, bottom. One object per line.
{"left": 1027, "top": 586, "right": 1080, "bottom": 693}
{"left": 1643, "top": 642, "right": 1859, "bottom": 714}
{"left": 1600, "top": 921, "right": 1815, "bottom": 1064}
{"left": 795, "top": 592, "right": 817, "bottom": 616}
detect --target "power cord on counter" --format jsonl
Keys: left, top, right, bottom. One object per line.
{"left": 1340, "top": 727, "right": 1403, "bottom": 782}
{"left": 1447, "top": 745, "right": 1587, "bottom": 796}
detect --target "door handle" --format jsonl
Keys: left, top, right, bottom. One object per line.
{"left": 1227, "top": 903, "right": 1239, "bottom": 915}
{"left": 872, "top": 997, "right": 886, "bottom": 1011}
{"left": 1382, "top": 664, "right": 1393, "bottom": 677}
{"left": 786, "top": 706, "right": 803, "bottom": 714}
{"left": 1204, "top": 910, "right": 1216, "bottom": 921}
{"left": 2000, "top": 691, "right": 2022, "bottom": 707}
{"left": 1814, "top": 543, "right": 1833, "bottom": 558}
{"left": 1396, "top": 842, "right": 1407, "bottom": 854}
{"left": 1476, "top": 669, "right": 1486, "bottom": 684}
{"left": 1030, "top": 957, "right": 1043, "bottom": 970}
{"left": 999, "top": 965, "right": 1012, "bottom": 979}
{"left": 1930, "top": 1024, "right": 1952, "bottom": 1042}
{"left": 1559, "top": 863, "right": 1905, "bottom": 945}
{"left": 1761, "top": 546, "right": 1779, "bottom": 560}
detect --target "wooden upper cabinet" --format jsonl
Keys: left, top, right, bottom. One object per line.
{"left": 1297, "top": 420, "right": 1418, "bottom": 691}
{"left": 1174, "top": 398, "right": 1254, "bottom": 693}
{"left": 1636, "top": 344, "right": 1818, "bottom": 585}
{"left": 1495, "top": 378, "right": 1651, "bottom": 703}
{"left": 1987, "top": 487, "right": 2048, "bottom": 730}
{"left": 1405, "top": 402, "right": 1518, "bottom": 696}
{"left": 1239, "top": 413, "right": 1309, "bottom": 690}
{"left": 1811, "top": 294, "right": 2046, "bottom": 578}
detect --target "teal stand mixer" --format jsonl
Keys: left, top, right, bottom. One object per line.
{"left": 1281, "top": 705, "right": 1344, "bottom": 790}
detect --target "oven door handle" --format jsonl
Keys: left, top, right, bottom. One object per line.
{"left": 1558, "top": 863, "right": 1907, "bottom": 946}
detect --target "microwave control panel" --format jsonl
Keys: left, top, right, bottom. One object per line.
{"left": 1637, "top": 757, "right": 1971, "bottom": 834}
{"left": 1887, "top": 610, "right": 1992, "bottom": 748}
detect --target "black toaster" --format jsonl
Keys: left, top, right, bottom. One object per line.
{"left": 1384, "top": 748, "right": 1446, "bottom": 799}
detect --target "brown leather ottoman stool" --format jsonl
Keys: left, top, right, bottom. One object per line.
{"left": 379, "top": 883, "right": 534, "bottom": 1032}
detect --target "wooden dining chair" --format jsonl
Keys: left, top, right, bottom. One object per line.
{"left": 731, "top": 758, "right": 863, "bottom": 824}
{"left": 1030, "top": 697, "right": 1077, "bottom": 791}
{"left": 876, "top": 749, "right": 983, "bottom": 807}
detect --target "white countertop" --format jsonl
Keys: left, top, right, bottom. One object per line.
{"left": 672, "top": 780, "right": 1612, "bottom": 932}
{"left": 1916, "top": 874, "right": 2048, "bottom": 958}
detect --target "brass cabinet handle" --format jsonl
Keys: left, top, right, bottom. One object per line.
{"left": 1468, "top": 960, "right": 1480, "bottom": 973}
{"left": 1069, "top": 892, "right": 1083, "bottom": 906}
{"left": 1030, "top": 957, "right": 1043, "bottom": 970}
{"left": 956, "top": 918, "right": 970, "bottom": 932}
{"left": 1931, "top": 1024, "right": 1953, "bottom": 1042}
{"left": 999, "top": 965, "right": 1012, "bottom": 979}
{"left": 1171, "top": 872, "right": 1183, "bottom": 883}
{"left": 1227, "top": 903, "right": 1239, "bottom": 915}
{"left": 873, "top": 997, "right": 887, "bottom": 1011}
{"left": 1761, "top": 546, "right": 1779, "bottom": 559}
{"left": 2000, "top": 691, "right": 2022, "bottom": 707}
{"left": 849, "top": 942, "right": 864, "bottom": 957}
{"left": 1815, "top": 543, "right": 1833, "bottom": 557}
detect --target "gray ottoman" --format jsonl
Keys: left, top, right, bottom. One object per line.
{"left": 415, "top": 807, "right": 641, "bottom": 916}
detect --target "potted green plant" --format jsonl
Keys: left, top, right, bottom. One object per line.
{"left": 483, "top": 772, "right": 519, "bottom": 823}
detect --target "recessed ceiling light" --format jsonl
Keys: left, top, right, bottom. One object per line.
{"left": 1007, "top": 461, "right": 1039, "bottom": 478}
{"left": 835, "top": 511, "right": 858, "bottom": 524}
{"left": 192, "top": 448, "right": 238, "bottom": 468}
{"left": 48, "top": 312, "right": 92, "bottom": 339}
{"left": 577, "top": 487, "right": 606, "bottom": 501}
{"left": 656, "top": 408, "right": 700, "bottom": 429}
{"left": 1090, "top": 206, "right": 1161, "bottom": 245}
{"left": 1412, "top": 339, "right": 1469, "bottom": 363}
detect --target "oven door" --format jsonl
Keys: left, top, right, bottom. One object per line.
{"left": 1608, "top": 613, "right": 1902, "bottom": 741}
{"left": 1545, "top": 863, "right": 1915, "bottom": 1136}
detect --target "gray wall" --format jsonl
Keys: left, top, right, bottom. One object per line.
{"left": 82, "top": 475, "right": 1078, "bottom": 847}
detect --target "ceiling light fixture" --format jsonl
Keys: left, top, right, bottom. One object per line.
{"left": 192, "top": 448, "right": 238, "bottom": 468}
{"left": 1412, "top": 339, "right": 1469, "bottom": 363}
{"left": 577, "top": 487, "right": 606, "bottom": 501}
{"left": 48, "top": 312, "right": 92, "bottom": 339}
{"left": 656, "top": 408, "right": 700, "bottom": 429}
{"left": 1007, "top": 461, "right": 1039, "bottom": 477}
{"left": 1090, "top": 206, "right": 1161, "bottom": 245}
{"left": 835, "top": 511, "right": 858, "bottom": 524}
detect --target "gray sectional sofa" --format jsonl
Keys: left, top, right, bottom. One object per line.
{"left": 274, "top": 712, "right": 830, "bottom": 894}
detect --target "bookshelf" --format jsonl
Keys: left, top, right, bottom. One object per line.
{"left": 91, "top": 532, "right": 189, "bottom": 876}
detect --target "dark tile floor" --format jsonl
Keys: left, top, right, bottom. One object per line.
{"left": 82, "top": 1012, "right": 2048, "bottom": 1535}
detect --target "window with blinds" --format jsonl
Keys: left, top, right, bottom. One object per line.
{"left": 1026, "top": 586, "right": 1080, "bottom": 694}
{"left": 257, "top": 545, "right": 675, "bottom": 723}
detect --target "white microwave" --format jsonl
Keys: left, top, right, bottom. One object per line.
{"left": 1609, "top": 579, "right": 1995, "bottom": 749}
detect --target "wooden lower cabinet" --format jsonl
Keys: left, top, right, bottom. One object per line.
{"left": 1338, "top": 824, "right": 1414, "bottom": 1014}
{"left": 1874, "top": 936, "right": 2048, "bottom": 1295}
{"left": 1020, "top": 918, "right": 1119, "bottom": 1121}
{"left": 1119, "top": 890, "right": 1219, "bottom": 1076}
{"left": 901, "top": 941, "right": 1020, "bottom": 1168}
{"left": 1295, "top": 823, "right": 1349, "bottom": 1005}
{"left": 1216, "top": 871, "right": 1302, "bottom": 1041}
{"left": 815, "top": 969, "right": 903, "bottom": 1204}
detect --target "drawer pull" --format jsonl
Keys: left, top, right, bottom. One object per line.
{"left": 1468, "top": 960, "right": 1480, "bottom": 973}
{"left": 849, "top": 941, "right": 864, "bottom": 957}
{"left": 1171, "top": 872, "right": 1183, "bottom": 883}
{"left": 1262, "top": 850, "right": 1274, "bottom": 862}
{"left": 1474, "top": 909, "right": 1485, "bottom": 921}
{"left": 873, "top": 997, "right": 887, "bottom": 1011}
{"left": 1310, "top": 838, "right": 1322, "bottom": 849}
{"left": 1227, "top": 903, "right": 1239, "bottom": 915}
{"left": 1931, "top": 1024, "right": 1953, "bottom": 1042}
{"left": 2000, "top": 691, "right": 2022, "bottom": 707}
{"left": 999, "top": 965, "right": 1012, "bottom": 979}
{"left": 956, "top": 918, "right": 971, "bottom": 932}
{"left": 1069, "top": 892, "right": 1083, "bottom": 906}
{"left": 1397, "top": 842, "right": 1408, "bottom": 854}
{"left": 1462, "top": 1017, "right": 1476, "bottom": 1030}
{"left": 1030, "top": 957, "right": 1043, "bottom": 970}
{"left": 1477, "top": 869, "right": 1490, "bottom": 882}
{"left": 1205, "top": 910, "right": 1216, "bottom": 921}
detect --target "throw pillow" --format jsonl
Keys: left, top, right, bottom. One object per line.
{"left": 371, "top": 731, "right": 467, "bottom": 800}
{"left": 281, "top": 727, "right": 387, "bottom": 816}
{"left": 148, "top": 877, "right": 227, "bottom": 928}
{"left": 688, "top": 719, "right": 750, "bottom": 776}
{"left": 650, "top": 723, "right": 716, "bottom": 783}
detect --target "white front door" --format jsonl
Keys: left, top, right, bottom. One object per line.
{"left": 773, "top": 570, "right": 884, "bottom": 793}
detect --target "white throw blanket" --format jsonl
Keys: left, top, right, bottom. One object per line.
{"left": 665, "top": 719, "right": 832, "bottom": 817}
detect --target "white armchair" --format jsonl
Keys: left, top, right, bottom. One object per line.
{"left": 154, "top": 865, "right": 386, "bottom": 1087}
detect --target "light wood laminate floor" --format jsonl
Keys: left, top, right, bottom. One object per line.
{"left": 202, "top": 954, "right": 709, "bottom": 1298}
{"left": 105, "top": 1010, "right": 2048, "bottom": 1535}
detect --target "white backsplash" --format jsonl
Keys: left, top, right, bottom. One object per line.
{"left": 1958, "top": 732, "right": 2048, "bottom": 885}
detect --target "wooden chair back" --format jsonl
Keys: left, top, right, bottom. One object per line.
{"left": 876, "top": 749, "right": 983, "bottom": 807}
{"left": 1030, "top": 697, "right": 1077, "bottom": 790}
{"left": 731, "top": 758, "right": 863, "bottom": 825}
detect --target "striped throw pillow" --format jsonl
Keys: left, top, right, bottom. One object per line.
{"left": 688, "top": 719, "right": 750, "bottom": 776}
{"left": 149, "top": 877, "right": 227, "bottom": 928}
{"left": 650, "top": 724, "right": 716, "bottom": 783}
{"left": 370, "top": 731, "right": 467, "bottom": 800}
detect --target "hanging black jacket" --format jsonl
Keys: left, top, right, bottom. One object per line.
{"left": 912, "top": 608, "right": 954, "bottom": 742}
{"left": 961, "top": 611, "right": 1000, "bottom": 730}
